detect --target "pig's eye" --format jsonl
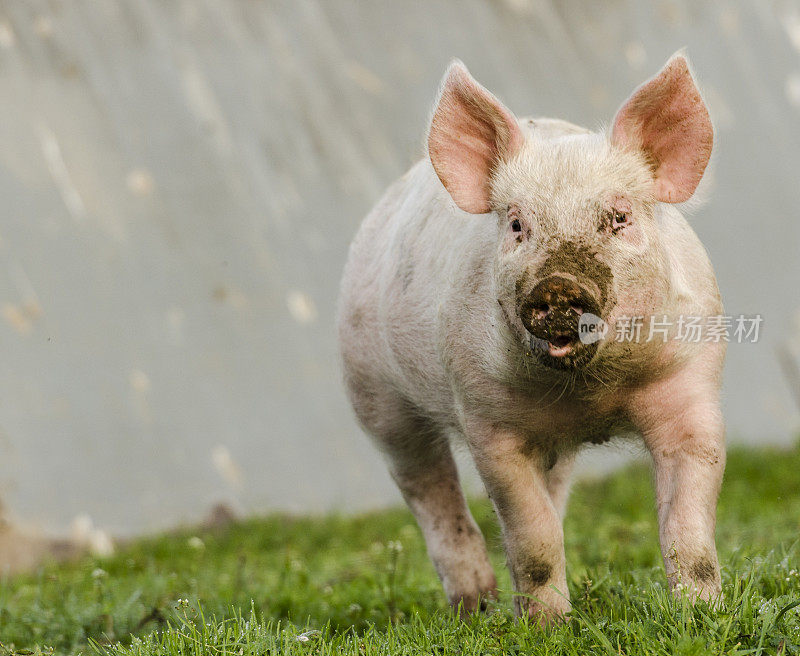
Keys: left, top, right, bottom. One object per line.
{"left": 603, "top": 209, "right": 630, "bottom": 234}
{"left": 511, "top": 219, "right": 522, "bottom": 232}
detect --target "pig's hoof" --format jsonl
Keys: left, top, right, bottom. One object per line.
{"left": 446, "top": 567, "right": 498, "bottom": 616}
{"left": 449, "top": 587, "right": 498, "bottom": 617}
{"left": 671, "top": 579, "right": 722, "bottom": 603}
{"left": 514, "top": 590, "right": 570, "bottom": 627}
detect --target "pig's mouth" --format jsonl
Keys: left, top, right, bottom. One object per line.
{"left": 528, "top": 333, "right": 598, "bottom": 369}
{"left": 528, "top": 331, "right": 593, "bottom": 369}
{"left": 523, "top": 318, "right": 600, "bottom": 369}
{"left": 546, "top": 333, "right": 576, "bottom": 357}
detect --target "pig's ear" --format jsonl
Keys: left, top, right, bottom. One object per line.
{"left": 612, "top": 53, "right": 713, "bottom": 204}
{"left": 427, "top": 61, "right": 524, "bottom": 214}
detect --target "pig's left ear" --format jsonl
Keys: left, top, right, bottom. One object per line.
{"left": 428, "top": 61, "right": 524, "bottom": 214}
{"left": 611, "top": 53, "right": 713, "bottom": 204}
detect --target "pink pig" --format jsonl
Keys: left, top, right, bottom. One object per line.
{"left": 337, "top": 53, "right": 725, "bottom": 623}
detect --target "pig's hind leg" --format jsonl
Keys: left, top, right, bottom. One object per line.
{"left": 367, "top": 403, "right": 497, "bottom": 613}
{"left": 392, "top": 445, "right": 498, "bottom": 612}
{"left": 545, "top": 452, "right": 576, "bottom": 520}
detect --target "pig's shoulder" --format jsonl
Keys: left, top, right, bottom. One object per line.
{"left": 519, "top": 117, "right": 591, "bottom": 140}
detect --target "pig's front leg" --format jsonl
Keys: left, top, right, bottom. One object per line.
{"left": 632, "top": 373, "right": 725, "bottom": 600}
{"left": 465, "top": 417, "right": 569, "bottom": 624}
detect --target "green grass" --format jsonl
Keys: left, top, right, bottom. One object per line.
{"left": 1, "top": 444, "right": 800, "bottom": 655}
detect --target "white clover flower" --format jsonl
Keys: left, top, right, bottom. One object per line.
{"left": 187, "top": 536, "right": 205, "bottom": 550}
{"left": 296, "top": 630, "right": 321, "bottom": 643}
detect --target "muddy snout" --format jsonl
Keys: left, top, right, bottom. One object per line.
{"left": 520, "top": 275, "right": 602, "bottom": 361}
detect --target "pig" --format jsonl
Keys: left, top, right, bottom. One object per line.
{"left": 337, "top": 52, "right": 725, "bottom": 624}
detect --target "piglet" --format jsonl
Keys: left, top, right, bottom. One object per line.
{"left": 338, "top": 52, "right": 724, "bottom": 623}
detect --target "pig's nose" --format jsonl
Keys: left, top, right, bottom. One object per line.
{"left": 526, "top": 274, "right": 600, "bottom": 326}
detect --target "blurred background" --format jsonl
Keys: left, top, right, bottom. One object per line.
{"left": 0, "top": 0, "right": 798, "bottom": 545}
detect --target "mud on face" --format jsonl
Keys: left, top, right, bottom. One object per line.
{"left": 515, "top": 241, "right": 615, "bottom": 370}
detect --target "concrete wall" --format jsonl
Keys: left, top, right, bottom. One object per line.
{"left": 0, "top": 0, "right": 798, "bottom": 535}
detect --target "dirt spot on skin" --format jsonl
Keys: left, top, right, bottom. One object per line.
{"left": 347, "top": 306, "right": 365, "bottom": 329}
{"left": 514, "top": 270, "right": 530, "bottom": 308}
{"left": 533, "top": 241, "right": 614, "bottom": 308}
{"left": 522, "top": 557, "right": 552, "bottom": 586}
{"left": 452, "top": 513, "right": 478, "bottom": 538}
{"left": 690, "top": 557, "right": 717, "bottom": 582}
{"left": 401, "top": 261, "right": 414, "bottom": 291}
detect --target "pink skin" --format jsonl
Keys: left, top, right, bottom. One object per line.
{"left": 338, "top": 52, "right": 723, "bottom": 623}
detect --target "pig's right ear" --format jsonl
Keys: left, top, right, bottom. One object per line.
{"left": 427, "top": 61, "right": 524, "bottom": 214}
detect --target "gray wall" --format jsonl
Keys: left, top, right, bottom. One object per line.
{"left": 0, "top": 0, "right": 798, "bottom": 536}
